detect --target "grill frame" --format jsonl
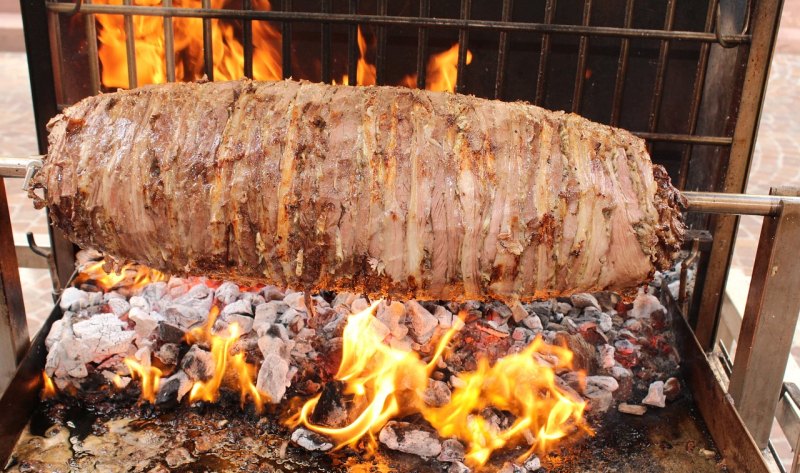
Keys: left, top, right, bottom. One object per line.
{"left": 3, "top": 0, "right": 796, "bottom": 469}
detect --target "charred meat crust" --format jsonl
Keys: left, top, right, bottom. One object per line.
{"left": 30, "top": 79, "right": 685, "bottom": 302}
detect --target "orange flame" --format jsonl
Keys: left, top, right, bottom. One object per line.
{"left": 339, "top": 27, "right": 376, "bottom": 87}
{"left": 41, "top": 371, "right": 57, "bottom": 399}
{"left": 184, "top": 306, "right": 264, "bottom": 411}
{"left": 293, "top": 302, "right": 588, "bottom": 467}
{"left": 95, "top": 0, "right": 283, "bottom": 89}
{"left": 76, "top": 260, "right": 167, "bottom": 293}
{"left": 124, "top": 358, "right": 163, "bottom": 403}
{"left": 420, "top": 338, "right": 589, "bottom": 465}
{"left": 402, "top": 43, "right": 473, "bottom": 92}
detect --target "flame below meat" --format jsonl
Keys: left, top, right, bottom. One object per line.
{"left": 292, "top": 302, "right": 589, "bottom": 467}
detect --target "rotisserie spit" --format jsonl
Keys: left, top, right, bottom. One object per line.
{"left": 30, "top": 79, "right": 685, "bottom": 301}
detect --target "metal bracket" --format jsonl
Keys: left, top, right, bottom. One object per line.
{"left": 715, "top": 0, "right": 752, "bottom": 48}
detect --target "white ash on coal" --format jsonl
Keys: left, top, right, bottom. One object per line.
{"left": 43, "top": 256, "right": 688, "bottom": 470}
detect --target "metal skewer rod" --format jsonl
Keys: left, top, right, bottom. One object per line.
{"left": 1, "top": 156, "right": 795, "bottom": 217}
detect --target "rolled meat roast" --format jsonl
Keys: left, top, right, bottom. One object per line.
{"left": 30, "top": 79, "right": 685, "bottom": 301}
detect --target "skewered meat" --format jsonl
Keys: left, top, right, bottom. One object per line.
{"left": 30, "top": 79, "right": 685, "bottom": 301}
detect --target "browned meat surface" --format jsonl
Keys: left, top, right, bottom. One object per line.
{"left": 30, "top": 79, "right": 685, "bottom": 301}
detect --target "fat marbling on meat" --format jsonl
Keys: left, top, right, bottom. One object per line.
{"left": 30, "top": 79, "right": 685, "bottom": 301}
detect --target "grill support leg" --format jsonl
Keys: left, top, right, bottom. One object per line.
{"left": 728, "top": 187, "right": 800, "bottom": 448}
{"left": 0, "top": 179, "right": 30, "bottom": 395}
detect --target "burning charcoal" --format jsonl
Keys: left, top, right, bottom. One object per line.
{"left": 238, "top": 291, "right": 266, "bottom": 307}
{"left": 521, "top": 315, "right": 543, "bottom": 332}
{"left": 129, "top": 307, "right": 165, "bottom": 340}
{"left": 277, "top": 308, "right": 302, "bottom": 327}
{"left": 378, "top": 421, "right": 442, "bottom": 458}
{"left": 140, "top": 281, "right": 167, "bottom": 306}
{"left": 45, "top": 319, "right": 64, "bottom": 350}
{"left": 563, "top": 317, "right": 578, "bottom": 333}
{"left": 375, "top": 301, "right": 408, "bottom": 339}
{"left": 310, "top": 382, "right": 351, "bottom": 428}
{"left": 351, "top": 297, "right": 370, "bottom": 313}
{"left": 156, "top": 371, "right": 191, "bottom": 406}
{"left": 527, "top": 300, "right": 554, "bottom": 318}
{"left": 555, "top": 301, "right": 572, "bottom": 315}
{"left": 584, "top": 385, "right": 613, "bottom": 413}
{"left": 487, "top": 302, "right": 513, "bottom": 324}
{"left": 477, "top": 320, "right": 510, "bottom": 337}
{"left": 570, "top": 293, "right": 601, "bottom": 310}
{"left": 72, "top": 313, "right": 137, "bottom": 362}
{"left": 554, "top": 332, "right": 596, "bottom": 372}
{"left": 512, "top": 327, "right": 533, "bottom": 343}
{"left": 155, "top": 343, "right": 180, "bottom": 366}
{"left": 598, "top": 312, "right": 613, "bottom": 332}
{"left": 215, "top": 281, "right": 240, "bottom": 305}
{"left": 261, "top": 285, "right": 285, "bottom": 301}
{"left": 614, "top": 339, "right": 640, "bottom": 367}
{"left": 628, "top": 291, "right": 666, "bottom": 320}
{"left": 258, "top": 335, "right": 292, "bottom": 360}
{"left": 611, "top": 364, "right": 634, "bottom": 400}
{"left": 215, "top": 313, "right": 254, "bottom": 336}
{"left": 220, "top": 299, "right": 252, "bottom": 317}
{"left": 332, "top": 292, "right": 357, "bottom": 309}
{"left": 586, "top": 375, "right": 619, "bottom": 393}
{"left": 623, "top": 318, "right": 643, "bottom": 332}
{"left": 437, "top": 438, "right": 465, "bottom": 462}
{"left": 165, "top": 447, "right": 194, "bottom": 468}
{"left": 642, "top": 380, "right": 666, "bottom": 408}
{"left": 578, "top": 321, "right": 608, "bottom": 345}
{"left": 499, "top": 461, "right": 526, "bottom": 473}
{"left": 509, "top": 301, "right": 529, "bottom": 323}
{"left": 106, "top": 297, "right": 131, "bottom": 317}
{"left": 448, "top": 461, "right": 472, "bottom": 473}
{"left": 157, "top": 322, "right": 186, "bottom": 344}
{"left": 282, "top": 291, "right": 308, "bottom": 312}
{"left": 181, "top": 346, "right": 215, "bottom": 382}
{"left": 597, "top": 344, "right": 615, "bottom": 370}
{"left": 618, "top": 403, "right": 647, "bottom": 416}
{"left": 523, "top": 454, "right": 542, "bottom": 471}
{"left": 256, "top": 353, "right": 291, "bottom": 403}
{"left": 594, "top": 291, "right": 621, "bottom": 311}
{"left": 422, "top": 379, "right": 452, "bottom": 407}
{"left": 291, "top": 428, "right": 334, "bottom": 452}
{"left": 406, "top": 301, "right": 439, "bottom": 344}
{"left": 164, "top": 284, "right": 214, "bottom": 328}
{"left": 664, "top": 377, "right": 681, "bottom": 400}
{"left": 60, "top": 287, "right": 103, "bottom": 311}
{"left": 434, "top": 305, "right": 455, "bottom": 329}
{"left": 368, "top": 316, "right": 391, "bottom": 340}
{"left": 254, "top": 301, "right": 288, "bottom": 335}
{"left": 129, "top": 295, "right": 151, "bottom": 312}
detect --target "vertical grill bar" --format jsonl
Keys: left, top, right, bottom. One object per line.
{"left": 163, "top": 0, "right": 176, "bottom": 82}
{"left": 320, "top": 0, "right": 331, "bottom": 83}
{"left": 571, "top": 0, "right": 593, "bottom": 113}
{"left": 84, "top": 0, "right": 101, "bottom": 94}
{"left": 610, "top": 0, "right": 634, "bottom": 126}
{"left": 415, "top": 0, "right": 430, "bottom": 89}
{"left": 201, "top": 0, "right": 214, "bottom": 81}
{"left": 347, "top": 0, "right": 358, "bottom": 84}
{"left": 455, "top": 0, "right": 471, "bottom": 93}
{"left": 678, "top": 0, "right": 718, "bottom": 190}
{"left": 243, "top": 0, "right": 253, "bottom": 79}
{"left": 494, "top": 0, "right": 513, "bottom": 99}
{"left": 375, "top": 0, "right": 388, "bottom": 85}
{"left": 281, "top": 0, "right": 292, "bottom": 79}
{"left": 647, "top": 0, "right": 677, "bottom": 134}
{"left": 534, "top": 0, "right": 556, "bottom": 105}
{"left": 123, "top": 0, "right": 138, "bottom": 88}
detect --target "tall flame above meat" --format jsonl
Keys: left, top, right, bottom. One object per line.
{"left": 30, "top": 79, "right": 685, "bottom": 301}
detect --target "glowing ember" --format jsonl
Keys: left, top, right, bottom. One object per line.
{"left": 291, "top": 302, "right": 588, "bottom": 466}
